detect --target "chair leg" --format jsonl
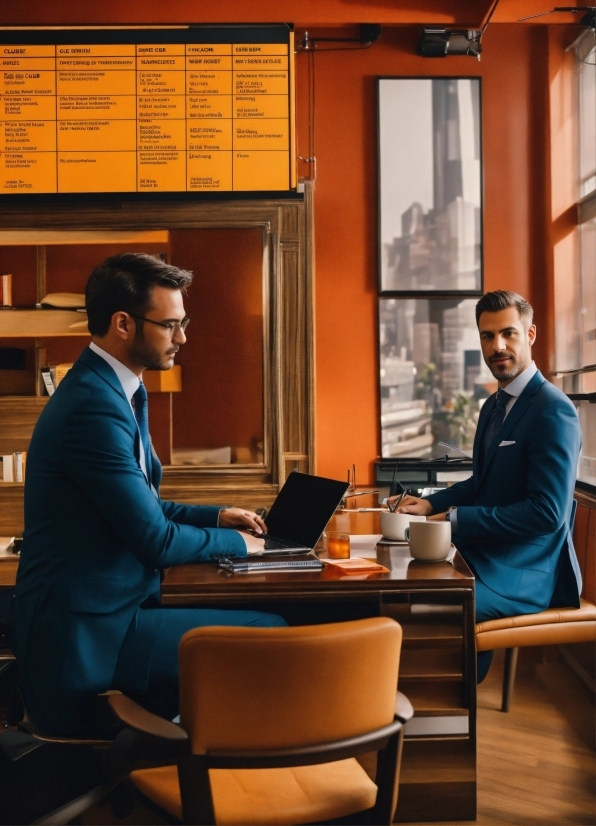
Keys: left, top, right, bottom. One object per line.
{"left": 501, "top": 647, "right": 519, "bottom": 712}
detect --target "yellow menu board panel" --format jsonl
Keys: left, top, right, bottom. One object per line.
{"left": 137, "top": 71, "right": 185, "bottom": 96}
{"left": 234, "top": 94, "right": 288, "bottom": 119}
{"left": 57, "top": 57, "right": 136, "bottom": 70}
{"left": 137, "top": 45, "right": 185, "bottom": 57}
{"left": 233, "top": 150, "right": 288, "bottom": 191}
{"left": 0, "top": 58, "right": 56, "bottom": 71}
{"left": 1, "top": 95, "right": 56, "bottom": 120}
{"left": 233, "top": 44, "right": 287, "bottom": 55}
{"left": 234, "top": 119, "right": 288, "bottom": 151}
{"left": 137, "top": 56, "right": 186, "bottom": 71}
{"left": 187, "top": 95, "right": 232, "bottom": 119}
{"left": 187, "top": 150, "right": 232, "bottom": 190}
{"left": 186, "top": 56, "right": 233, "bottom": 70}
{"left": 57, "top": 71, "right": 136, "bottom": 96}
{"left": 1, "top": 70, "right": 55, "bottom": 96}
{"left": 1, "top": 151, "right": 56, "bottom": 192}
{"left": 186, "top": 44, "right": 232, "bottom": 56}
{"left": 1, "top": 46, "right": 55, "bottom": 58}
{"left": 234, "top": 72, "right": 288, "bottom": 95}
{"left": 187, "top": 120, "right": 232, "bottom": 151}
{"left": 187, "top": 71, "right": 232, "bottom": 95}
{"left": 233, "top": 56, "right": 288, "bottom": 70}
{"left": 1, "top": 120, "right": 56, "bottom": 152}
{"left": 0, "top": 31, "right": 294, "bottom": 194}
{"left": 137, "top": 95, "right": 185, "bottom": 119}
{"left": 58, "top": 119, "right": 136, "bottom": 152}
{"left": 138, "top": 119, "right": 186, "bottom": 150}
{"left": 59, "top": 94, "right": 136, "bottom": 120}
{"left": 58, "top": 151, "right": 136, "bottom": 192}
{"left": 57, "top": 45, "right": 135, "bottom": 57}
{"left": 138, "top": 151, "right": 185, "bottom": 191}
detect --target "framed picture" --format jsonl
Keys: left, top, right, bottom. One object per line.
{"left": 377, "top": 77, "right": 483, "bottom": 295}
{"left": 379, "top": 296, "right": 496, "bottom": 459}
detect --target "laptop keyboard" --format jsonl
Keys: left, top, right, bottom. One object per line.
{"left": 262, "top": 536, "right": 305, "bottom": 551}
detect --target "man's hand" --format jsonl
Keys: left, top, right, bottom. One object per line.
{"left": 239, "top": 531, "right": 266, "bottom": 555}
{"left": 388, "top": 495, "right": 434, "bottom": 516}
{"left": 428, "top": 512, "right": 448, "bottom": 522}
{"left": 219, "top": 507, "right": 267, "bottom": 534}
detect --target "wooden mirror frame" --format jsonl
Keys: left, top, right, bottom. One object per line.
{"left": 0, "top": 183, "right": 315, "bottom": 512}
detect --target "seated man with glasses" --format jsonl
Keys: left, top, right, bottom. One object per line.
{"left": 12, "top": 252, "right": 286, "bottom": 737}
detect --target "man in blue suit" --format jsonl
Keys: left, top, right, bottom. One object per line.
{"left": 13, "top": 253, "right": 286, "bottom": 736}
{"left": 392, "top": 291, "right": 582, "bottom": 680}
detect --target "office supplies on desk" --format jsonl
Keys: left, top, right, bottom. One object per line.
{"left": 437, "top": 441, "right": 473, "bottom": 458}
{"left": 219, "top": 557, "right": 324, "bottom": 574}
{"left": 322, "top": 557, "right": 389, "bottom": 574}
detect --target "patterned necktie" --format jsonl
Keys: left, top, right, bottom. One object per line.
{"left": 483, "top": 388, "right": 511, "bottom": 456}
{"left": 133, "top": 382, "right": 152, "bottom": 485}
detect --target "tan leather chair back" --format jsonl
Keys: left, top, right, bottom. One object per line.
{"left": 179, "top": 617, "right": 402, "bottom": 754}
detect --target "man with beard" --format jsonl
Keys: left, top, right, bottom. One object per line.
{"left": 13, "top": 253, "right": 286, "bottom": 736}
{"left": 390, "top": 290, "right": 582, "bottom": 681}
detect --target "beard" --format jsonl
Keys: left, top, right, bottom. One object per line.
{"left": 487, "top": 352, "right": 529, "bottom": 382}
{"left": 130, "top": 329, "right": 178, "bottom": 371}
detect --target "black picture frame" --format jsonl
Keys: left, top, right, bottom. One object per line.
{"left": 377, "top": 77, "right": 484, "bottom": 297}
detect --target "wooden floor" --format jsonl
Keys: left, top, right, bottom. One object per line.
{"left": 84, "top": 647, "right": 595, "bottom": 826}
{"left": 402, "top": 648, "right": 596, "bottom": 826}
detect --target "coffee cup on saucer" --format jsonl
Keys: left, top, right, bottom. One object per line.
{"left": 380, "top": 512, "right": 426, "bottom": 541}
{"left": 405, "top": 520, "right": 451, "bottom": 561}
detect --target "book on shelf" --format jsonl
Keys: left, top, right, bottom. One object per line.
{"left": 0, "top": 274, "right": 12, "bottom": 308}
{"left": 1, "top": 451, "right": 27, "bottom": 483}
{"left": 40, "top": 367, "right": 55, "bottom": 396}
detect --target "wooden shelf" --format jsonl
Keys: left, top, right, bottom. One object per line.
{"left": 0, "top": 309, "right": 89, "bottom": 337}
{"left": 398, "top": 679, "right": 466, "bottom": 713}
{"left": 0, "top": 396, "right": 48, "bottom": 454}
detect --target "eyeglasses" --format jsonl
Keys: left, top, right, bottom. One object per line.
{"left": 129, "top": 313, "right": 190, "bottom": 337}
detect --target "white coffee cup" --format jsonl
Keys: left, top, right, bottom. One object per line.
{"left": 380, "top": 511, "right": 426, "bottom": 541}
{"left": 405, "top": 520, "right": 452, "bottom": 561}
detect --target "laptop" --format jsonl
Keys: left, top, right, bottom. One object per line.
{"left": 250, "top": 471, "right": 349, "bottom": 555}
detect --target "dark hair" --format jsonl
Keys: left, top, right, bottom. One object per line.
{"left": 85, "top": 253, "right": 193, "bottom": 336}
{"left": 475, "top": 290, "right": 533, "bottom": 326}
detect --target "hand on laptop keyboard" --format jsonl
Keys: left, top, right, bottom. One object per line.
{"left": 219, "top": 507, "right": 268, "bottom": 535}
{"left": 241, "top": 531, "right": 266, "bottom": 555}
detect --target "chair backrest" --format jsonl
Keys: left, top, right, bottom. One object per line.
{"left": 179, "top": 617, "right": 402, "bottom": 755}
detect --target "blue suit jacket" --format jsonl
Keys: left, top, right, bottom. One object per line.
{"left": 426, "top": 370, "right": 582, "bottom": 611}
{"left": 13, "top": 347, "right": 246, "bottom": 722}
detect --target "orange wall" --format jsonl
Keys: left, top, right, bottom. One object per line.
{"left": 0, "top": 9, "right": 562, "bottom": 484}
{"left": 298, "top": 25, "right": 554, "bottom": 482}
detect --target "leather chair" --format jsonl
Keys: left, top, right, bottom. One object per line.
{"left": 476, "top": 599, "right": 596, "bottom": 711}
{"left": 108, "top": 617, "right": 414, "bottom": 826}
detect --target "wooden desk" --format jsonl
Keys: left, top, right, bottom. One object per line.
{"left": 162, "top": 512, "right": 477, "bottom": 823}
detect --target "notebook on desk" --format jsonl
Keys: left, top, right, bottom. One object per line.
{"left": 249, "top": 471, "right": 349, "bottom": 555}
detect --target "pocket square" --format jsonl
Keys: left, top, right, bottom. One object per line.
{"left": 499, "top": 440, "right": 516, "bottom": 447}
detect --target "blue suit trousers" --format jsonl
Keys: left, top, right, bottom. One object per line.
{"left": 113, "top": 605, "right": 288, "bottom": 720}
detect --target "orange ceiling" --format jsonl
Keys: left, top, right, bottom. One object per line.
{"left": 0, "top": 1, "right": 591, "bottom": 28}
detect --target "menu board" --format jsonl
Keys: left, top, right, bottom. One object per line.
{"left": 0, "top": 26, "right": 295, "bottom": 194}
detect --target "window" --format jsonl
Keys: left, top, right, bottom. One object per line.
{"left": 570, "top": 33, "right": 596, "bottom": 489}
{"left": 379, "top": 297, "right": 490, "bottom": 458}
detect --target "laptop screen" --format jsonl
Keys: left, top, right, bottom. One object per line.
{"left": 265, "top": 472, "right": 349, "bottom": 548}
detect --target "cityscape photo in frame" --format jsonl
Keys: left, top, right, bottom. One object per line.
{"left": 377, "top": 77, "right": 483, "bottom": 295}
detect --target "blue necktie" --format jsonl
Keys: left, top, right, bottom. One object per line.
{"left": 133, "top": 382, "right": 152, "bottom": 486}
{"left": 483, "top": 388, "right": 511, "bottom": 457}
